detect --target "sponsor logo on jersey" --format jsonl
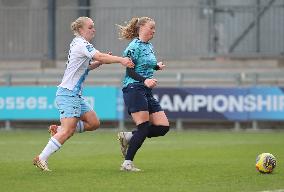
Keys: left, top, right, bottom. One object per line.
{"left": 86, "top": 45, "right": 94, "bottom": 52}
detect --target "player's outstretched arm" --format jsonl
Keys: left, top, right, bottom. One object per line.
{"left": 93, "top": 51, "right": 134, "bottom": 68}
{"left": 88, "top": 52, "right": 112, "bottom": 70}
{"left": 127, "top": 68, "right": 157, "bottom": 88}
{"left": 88, "top": 61, "right": 102, "bottom": 70}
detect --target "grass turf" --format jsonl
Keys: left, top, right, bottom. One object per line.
{"left": 0, "top": 129, "right": 283, "bottom": 192}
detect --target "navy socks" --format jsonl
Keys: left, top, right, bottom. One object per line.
{"left": 125, "top": 122, "right": 170, "bottom": 161}
{"left": 125, "top": 121, "right": 150, "bottom": 161}
{"left": 147, "top": 125, "right": 169, "bottom": 138}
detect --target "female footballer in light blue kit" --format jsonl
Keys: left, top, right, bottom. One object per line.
{"left": 33, "top": 16, "right": 134, "bottom": 171}
{"left": 117, "top": 17, "right": 170, "bottom": 171}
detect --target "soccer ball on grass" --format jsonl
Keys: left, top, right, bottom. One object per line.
{"left": 255, "top": 153, "right": 276, "bottom": 173}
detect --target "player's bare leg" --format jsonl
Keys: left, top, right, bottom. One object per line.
{"left": 48, "top": 111, "right": 100, "bottom": 136}
{"left": 33, "top": 118, "right": 77, "bottom": 171}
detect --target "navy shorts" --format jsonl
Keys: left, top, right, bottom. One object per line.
{"left": 122, "top": 83, "right": 162, "bottom": 115}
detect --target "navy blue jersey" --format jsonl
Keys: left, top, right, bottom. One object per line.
{"left": 122, "top": 38, "right": 157, "bottom": 87}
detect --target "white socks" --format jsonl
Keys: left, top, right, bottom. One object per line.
{"left": 39, "top": 137, "right": 62, "bottom": 161}
{"left": 38, "top": 121, "right": 85, "bottom": 162}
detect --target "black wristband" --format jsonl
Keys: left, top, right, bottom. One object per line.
{"left": 154, "top": 65, "right": 160, "bottom": 70}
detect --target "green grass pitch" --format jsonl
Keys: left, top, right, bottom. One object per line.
{"left": 0, "top": 129, "right": 283, "bottom": 192}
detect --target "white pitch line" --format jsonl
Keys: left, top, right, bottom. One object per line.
{"left": 258, "top": 189, "right": 284, "bottom": 192}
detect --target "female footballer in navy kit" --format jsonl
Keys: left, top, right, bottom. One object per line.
{"left": 117, "top": 17, "right": 170, "bottom": 171}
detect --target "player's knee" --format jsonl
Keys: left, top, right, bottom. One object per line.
{"left": 90, "top": 120, "right": 100, "bottom": 131}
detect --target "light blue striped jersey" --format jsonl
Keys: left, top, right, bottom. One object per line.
{"left": 57, "top": 36, "right": 97, "bottom": 96}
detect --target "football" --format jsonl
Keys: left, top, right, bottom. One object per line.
{"left": 255, "top": 153, "right": 277, "bottom": 173}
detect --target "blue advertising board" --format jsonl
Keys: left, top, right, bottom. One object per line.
{"left": 2, "top": 86, "right": 284, "bottom": 121}
{"left": 152, "top": 87, "right": 284, "bottom": 121}
{"left": 0, "top": 86, "right": 119, "bottom": 120}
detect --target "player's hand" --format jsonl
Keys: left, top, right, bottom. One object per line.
{"left": 157, "top": 62, "right": 166, "bottom": 70}
{"left": 89, "top": 61, "right": 102, "bottom": 70}
{"left": 121, "top": 57, "right": 135, "bottom": 68}
{"left": 89, "top": 52, "right": 112, "bottom": 70}
{"left": 144, "top": 78, "right": 157, "bottom": 88}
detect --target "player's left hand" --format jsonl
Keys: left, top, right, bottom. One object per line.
{"left": 121, "top": 57, "right": 135, "bottom": 68}
{"left": 157, "top": 62, "right": 166, "bottom": 70}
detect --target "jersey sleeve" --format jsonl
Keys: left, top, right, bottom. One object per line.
{"left": 81, "top": 42, "right": 98, "bottom": 59}
{"left": 123, "top": 44, "right": 140, "bottom": 63}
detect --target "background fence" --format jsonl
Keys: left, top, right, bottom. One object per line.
{"left": 0, "top": 0, "right": 284, "bottom": 61}
{"left": 1, "top": 0, "right": 284, "bottom": 130}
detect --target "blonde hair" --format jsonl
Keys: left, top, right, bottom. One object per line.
{"left": 117, "top": 17, "right": 154, "bottom": 40}
{"left": 71, "top": 16, "right": 90, "bottom": 36}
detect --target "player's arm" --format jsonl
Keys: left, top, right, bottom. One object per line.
{"left": 83, "top": 43, "right": 133, "bottom": 68}
{"left": 154, "top": 62, "right": 166, "bottom": 70}
{"left": 92, "top": 51, "right": 134, "bottom": 68}
{"left": 88, "top": 52, "right": 112, "bottom": 70}
{"left": 127, "top": 68, "right": 146, "bottom": 82}
{"left": 88, "top": 61, "right": 102, "bottom": 70}
{"left": 127, "top": 68, "right": 157, "bottom": 88}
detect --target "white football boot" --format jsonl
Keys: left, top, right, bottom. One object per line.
{"left": 120, "top": 160, "right": 141, "bottom": 172}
